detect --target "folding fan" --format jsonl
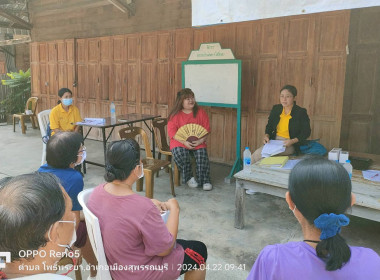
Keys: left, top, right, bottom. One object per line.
{"left": 175, "top": 123, "right": 208, "bottom": 142}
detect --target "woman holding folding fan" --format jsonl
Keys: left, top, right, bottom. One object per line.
{"left": 167, "top": 88, "right": 212, "bottom": 191}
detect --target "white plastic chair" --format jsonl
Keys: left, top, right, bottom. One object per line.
{"left": 78, "top": 188, "right": 112, "bottom": 280}
{"left": 37, "top": 109, "right": 51, "bottom": 165}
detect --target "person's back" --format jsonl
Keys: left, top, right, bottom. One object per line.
{"left": 248, "top": 241, "right": 380, "bottom": 280}
{"left": 247, "top": 158, "right": 380, "bottom": 280}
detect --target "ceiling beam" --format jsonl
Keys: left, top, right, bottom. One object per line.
{"left": 0, "top": 35, "right": 31, "bottom": 47}
{"left": 0, "top": 20, "right": 28, "bottom": 29}
{"left": 0, "top": 8, "right": 32, "bottom": 30}
{"left": 107, "top": 0, "right": 135, "bottom": 16}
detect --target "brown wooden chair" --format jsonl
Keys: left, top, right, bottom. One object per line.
{"left": 152, "top": 117, "right": 195, "bottom": 187}
{"left": 118, "top": 126, "right": 175, "bottom": 198}
{"left": 13, "top": 96, "right": 39, "bottom": 134}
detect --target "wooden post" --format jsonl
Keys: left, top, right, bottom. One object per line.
{"left": 234, "top": 180, "right": 245, "bottom": 229}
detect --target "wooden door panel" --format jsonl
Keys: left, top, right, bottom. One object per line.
{"left": 67, "top": 64, "right": 75, "bottom": 93}
{"left": 77, "top": 64, "right": 87, "bottom": 99}
{"left": 173, "top": 60, "right": 184, "bottom": 95}
{"left": 193, "top": 28, "right": 212, "bottom": 50}
{"left": 112, "top": 63, "right": 123, "bottom": 102}
{"left": 141, "top": 62, "right": 154, "bottom": 104}
{"left": 286, "top": 18, "right": 310, "bottom": 54}
{"left": 126, "top": 104, "right": 137, "bottom": 114}
{"left": 88, "top": 39, "right": 100, "bottom": 62}
{"left": 346, "top": 120, "right": 371, "bottom": 153}
{"left": 157, "top": 62, "right": 170, "bottom": 105}
{"left": 256, "top": 58, "right": 280, "bottom": 112}
{"left": 39, "top": 64, "right": 47, "bottom": 94}
{"left": 31, "top": 64, "right": 40, "bottom": 94}
{"left": 241, "top": 59, "right": 253, "bottom": 111}
{"left": 40, "top": 96, "right": 48, "bottom": 111}
{"left": 314, "top": 57, "right": 343, "bottom": 118}
{"left": 311, "top": 120, "right": 338, "bottom": 148}
{"left": 259, "top": 21, "right": 282, "bottom": 56}
{"left": 318, "top": 12, "right": 348, "bottom": 53}
{"left": 113, "top": 36, "right": 125, "bottom": 62}
{"left": 84, "top": 101, "right": 100, "bottom": 140}
{"left": 58, "top": 64, "right": 67, "bottom": 92}
{"left": 158, "top": 32, "right": 171, "bottom": 60}
{"left": 126, "top": 63, "right": 139, "bottom": 103}
{"left": 39, "top": 43, "right": 47, "bottom": 63}
{"left": 66, "top": 40, "right": 75, "bottom": 63}
{"left": 76, "top": 39, "right": 86, "bottom": 63}
{"left": 236, "top": 23, "right": 254, "bottom": 57}
{"left": 282, "top": 57, "right": 308, "bottom": 107}
{"left": 174, "top": 29, "right": 193, "bottom": 59}
{"left": 30, "top": 43, "right": 39, "bottom": 62}
{"left": 213, "top": 24, "right": 236, "bottom": 50}
{"left": 100, "top": 38, "right": 111, "bottom": 62}
{"left": 255, "top": 115, "right": 269, "bottom": 150}
{"left": 157, "top": 104, "right": 168, "bottom": 118}
{"left": 142, "top": 34, "right": 157, "bottom": 60}
{"left": 57, "top": 41, "right": 66, "bottom": 62}
{"left": 48, "top": 42, "right": 57, "bottom": 62}
{"left": 100, "top": 64, "right": 110, "bottom": 101}
{"left": 208, "top": 110, "right": 225, "bottom": 161}
{"left": 87, "top": 64, "right": 98, "bottom": 99}
{"left": 47, "top": 63, "right": 58, "bottom": 95}
{"left": 126, "top": 35, "right": 140, "bottom": 61}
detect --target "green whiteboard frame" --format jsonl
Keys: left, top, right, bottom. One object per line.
{"left": 182, "top": 59, "right": 243, "bottom": 180}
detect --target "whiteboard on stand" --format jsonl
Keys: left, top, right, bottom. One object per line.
{"left": 183, "top": 61, "right": 240, "bottom": 107}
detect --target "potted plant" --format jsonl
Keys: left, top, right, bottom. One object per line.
{"left": 0, "top": 69, "right": 31, "bottom": 123}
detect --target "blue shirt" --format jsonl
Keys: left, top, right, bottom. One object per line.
{"left": 38, "top": 164, "right": 84, "bottom": 211}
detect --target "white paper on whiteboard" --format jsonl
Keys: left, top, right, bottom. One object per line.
{"left": 184, "top": 63, "right": 239, "bottom": 105}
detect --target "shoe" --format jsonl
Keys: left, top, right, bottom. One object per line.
{"left": 203, "top": 183, "right": 213, "bottom": 191}
{"left": 187, "top": 177, "right": 198, "bottom": 188}
{"left": 246, "top": 189, "right": 256, "bottom": 195}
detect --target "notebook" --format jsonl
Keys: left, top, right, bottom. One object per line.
{"left": 259, "top": 156, "right": 289, "bottom": 168}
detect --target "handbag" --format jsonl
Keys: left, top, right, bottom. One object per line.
{"left": 299, "top": 139, "right": 327, "bottom": 156}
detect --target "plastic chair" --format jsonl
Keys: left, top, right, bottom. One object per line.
{"left": 118, "top": 126, "right": 175, "bottom": 198}
{"left": 37, "top": 109, "right": 51, "bottom": 165}
{"left": 13, "top": 97, "right": 39, "bottom": 134}
{"left": 78, "top": 188, "right": 112, "bottom": 280}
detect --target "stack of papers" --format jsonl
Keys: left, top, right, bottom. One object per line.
{"left": 259, "top": 156, "right": 289, "bottom": 168}
{"left": 270, "top": 159, "right": 302, "bottom": 170}
{"left": 77, "top": 118, "right": 106, "bottom": 126}
{"left": 362, "top": 170, "right": 380, "bottom": 182}
{"left": 261, "top": 140, "right": 286, "bottom": 157}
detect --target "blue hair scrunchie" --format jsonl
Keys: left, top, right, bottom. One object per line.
{"left": 314, "top": 213, "right": 350, "bottom": 240}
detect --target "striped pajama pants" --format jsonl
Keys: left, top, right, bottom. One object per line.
{"left": 171, "top": 147, "right": 211, "bottom": 186}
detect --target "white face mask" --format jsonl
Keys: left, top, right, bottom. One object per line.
{"left": 48, "top": 220, "right": 77, "bottom": 250}
{"left": 75, "top": 146, "right": 86, "bottom": 166}
{"left": 136, "top": 163, "right": 144, "bottom": 179}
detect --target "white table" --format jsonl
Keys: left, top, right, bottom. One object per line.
{"left": 234, "top": 163, "right": 380, "bottom": 229}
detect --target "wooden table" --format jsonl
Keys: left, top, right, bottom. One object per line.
{"left": 234, "top": 163, "right": 380, "bottom": 229}
{"left": 76, "top": 114, "right": 160, "bottom": 171}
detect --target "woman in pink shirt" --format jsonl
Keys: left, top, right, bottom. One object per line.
{"left": 88, "top": 139, "right": 207, "bottom": 280}
{"left": 167, "top": 88, "right": 212, "bottom": 191}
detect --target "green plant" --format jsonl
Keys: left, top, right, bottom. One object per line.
{"left": 1, "top": 69, "right": 31, "bottom": 115}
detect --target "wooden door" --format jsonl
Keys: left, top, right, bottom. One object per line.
{"left": 341, "top": 7, "right": 380, "bottom": 155}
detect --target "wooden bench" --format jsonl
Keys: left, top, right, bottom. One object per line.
{"left": 234, "top": 163, "right": 380, "bottom": 229}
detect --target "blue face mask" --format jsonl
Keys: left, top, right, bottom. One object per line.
{"left": 62, "top": 98, "right": 73, "bottom": 106}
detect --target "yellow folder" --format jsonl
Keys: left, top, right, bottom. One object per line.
{"left": 259, "top": 156, "right": 289, "bottom": 167}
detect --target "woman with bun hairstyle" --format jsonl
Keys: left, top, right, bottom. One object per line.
{"left": 49, "top": 88, "right": 82, "bottom": 135}
{"left": 247, "top": 158, "right": 380, "bottom": 280}
{"left": 88, "top": 138, "right": 207, "bottom": 280}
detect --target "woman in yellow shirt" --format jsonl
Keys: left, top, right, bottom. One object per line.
{"left": 251, "top": 85, "right": 311, "bottom": 163}
{"left": 49, "top": 88, "right": 82, "bottom": 135}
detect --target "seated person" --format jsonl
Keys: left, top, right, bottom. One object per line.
{"left": 252, "top": 85, "right": 311, "bottom": 163}
{"left": 0, "top": 173, "right": 76, "bottom": 279}
{"left": 88, "top": 138, "right": 208, "bottom": 280}
{"left": 38, "top": 131, "right": 97, "bottom": 278}
{"left": 167, "top": 88, "right": 212, "bottom": 191}
{"left": 50, "top": 88, "right": 82, "bottom": 135}
{"left": 247, "top": 158, "right": 380, "bottom": 280}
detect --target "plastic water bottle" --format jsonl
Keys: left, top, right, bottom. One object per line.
{"left": 343, "top": 160, "right": 353, "bottom": 179}
{"left": 243, "top": 147, "right": 251, "bottom": 173}
{"left": 110, "top": 102, "right": 116, "bottom": 121}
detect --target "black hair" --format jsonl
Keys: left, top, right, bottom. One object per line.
{"left": 0, "top": 173, "right": 66, "bottom": 262}
{"left": 46, "top": 131, "right": 83, "bottom": 169}
{"left": 280, "top": 85, "right": 297, "bottom": 97}
{"left": 104, "top": 139, "right": 140, "bottom": 182}
{"left": 57, "top": 88, "right": 73, "bottom": 104}
{"left": 289, "top": 157, "right": 352, "bottom": 271}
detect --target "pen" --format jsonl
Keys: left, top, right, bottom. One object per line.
{"left": 371, "top": 173, "right": 379, "bottom": 179}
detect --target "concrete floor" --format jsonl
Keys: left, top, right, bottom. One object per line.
{"left": 1, "top": 122, "right": 380, "bottom": 280}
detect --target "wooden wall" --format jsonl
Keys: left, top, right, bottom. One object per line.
{"left": 30, "top": 10, "right": 350, "bottom": 164}
{"left": 28, "top": 0, "right": 192, "bottom": 42}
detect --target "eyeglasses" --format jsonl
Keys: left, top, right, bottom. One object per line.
{"left": 78, "top": 146, "right": 86, "bottom": 154}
